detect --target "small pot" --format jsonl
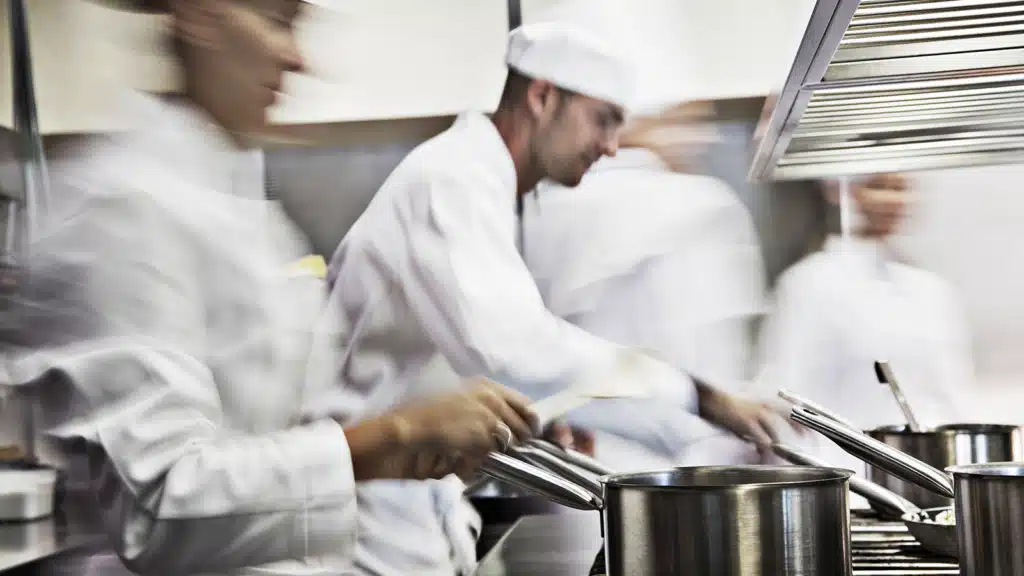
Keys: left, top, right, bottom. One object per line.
{"left": 481, "top": 451, "right": 853, "bottom": 576}
{"left": 866, "top": 424, "right": 1021, "bottom": 509}
{"left": 792, "top": 405, "right": 1024, "bottom": 576}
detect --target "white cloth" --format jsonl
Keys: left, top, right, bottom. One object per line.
{"left": 320, "top": 112, "right": 697, "bottom": 575}
{"left": 756, "top": 235, "right": 976, "bottom": 501}
{"left": 522, "top": 148, "right": 768, "bottom": 468}
{"left": 506, "top": 22, "right": 634, "bottom": 108}
{"left": 7, "top": 94, "right": 357, "bottom": 576}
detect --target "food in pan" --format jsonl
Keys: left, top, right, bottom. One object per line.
{"left": 916, "top": 508, "right": 955, "bottom": 525}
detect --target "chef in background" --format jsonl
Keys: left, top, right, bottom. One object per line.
{"left": 3, "top": 1, "right": 537, "bottom": 575}
{"left": 522, "top": 100, "right": 781, "bottom": 470}
{"left": 756, "top": 173, "right": 975, "bottom": 482}
{"left": 321, "top": 22, "right": 791, "bottom": 576}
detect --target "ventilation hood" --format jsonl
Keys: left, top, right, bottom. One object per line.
{"left": 750, "top": 0, "right": 1024, "bottom": 181}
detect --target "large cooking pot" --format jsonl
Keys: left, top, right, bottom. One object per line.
{"left": 866, "top": 424, "right": 1021, "bottom": 509}
{"left": 792, "top": 405, "right": 1024, "bottom": 576}
{"left": 481, "top": 450, "right": 854, "bottom": 576}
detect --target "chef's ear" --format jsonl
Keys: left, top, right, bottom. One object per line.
{"left": 169, "top": 0, "right": 223, "bottom": 51}
{"left": 524, "top": 79, "right": 561, "bottom": 120}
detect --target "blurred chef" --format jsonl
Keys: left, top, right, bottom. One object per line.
{"left": 757, "top": 173, "right": 974, "bottom": 480}
{"left": 522, "top": 100, "right": 777, "bottom": 470}
{"left": 3, "top": 1, "right": 536, "bottom": 575}
{"left": 322, "top": 22, "right": 790, "bottom": 575}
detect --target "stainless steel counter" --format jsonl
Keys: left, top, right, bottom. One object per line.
{"left": 0, "top": 517, "right": 102, "bottom": 573}
{"left": 474, "top": 511, "right": 602, "bottom": 576}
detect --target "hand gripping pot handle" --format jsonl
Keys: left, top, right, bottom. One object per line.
{"left": 790, "top": 405, "right": 954, "bottom": 499}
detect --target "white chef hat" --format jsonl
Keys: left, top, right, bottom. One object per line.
{"left": 506, "top": 22, "right": 634, "bottom": 109}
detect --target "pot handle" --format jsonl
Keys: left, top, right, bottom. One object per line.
{"left": 771, "top": 442, "right": 918, "bottom": 518}
{"left": 778, "top": 388, "right": 861, "bottom": 430}
{"left": 510, "top": 445, "right": 604, "bottom": 497}
{"left": 790, "top": 405, "right": 955, "bottom": 499}
{"left": 524, "top": 439, "right": 617, "bottom": 476}
{"left": 479, "top": 452, "right": 603, "bottom": 511}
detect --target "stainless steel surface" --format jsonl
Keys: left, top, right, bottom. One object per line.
{"left": 779, "top": 388, "right": 861, "bottom": 429}
{"left": 947, "top": 463, "right": 1024, "bottom": 575}
{"left": 476, "top": 510, "right": 959, "bottom": 576}
{"left": 874, "top": 361, "right": 923, "bottom": 433}
{"left": 902, "top": 507, "right": 959, "bottom": 559}
{"left": 525, "top": 439, "right": 616, "bottom": 476}
{"left": 508, "top": 445, "right": 604, "bottom": 497}
{"left": 479, "top": 452, "right": 603, "bottom": 511}
{"left": 771, "top": 442, "right": 915, "bottom": 520}
{"left": 0, "top": 487, "right": 52, "bottom": 521}
{"left": 0, "top": 517, "right": 104, "bottom": 573}
{"left": 867, "top": 424, "right": 1020, "bottom": 509}
{"left": 750, "top": 0, "right": 1024, "bottom": 181}
{"left": 600, "top": 466, "right": 853, "bottom": 576}
{"left": 791, "top": 405, "right": 956, "bottom": 499}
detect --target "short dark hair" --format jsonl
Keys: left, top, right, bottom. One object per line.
{"left": 498, "top": 68, "right": 574, "bottom": 113}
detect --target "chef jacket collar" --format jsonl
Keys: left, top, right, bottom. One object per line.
{"left": 461, "top": 111, "right": 518, "bottom": 209}
{"left": 825, "top": 234, "right": 893, "bottom": 279}
{"left": 127, "top": 93, "right": 265, "bottom": 201}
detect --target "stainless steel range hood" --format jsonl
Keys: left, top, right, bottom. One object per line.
{"left": 750, "top": 0, "right": 1024, "bottom": 181}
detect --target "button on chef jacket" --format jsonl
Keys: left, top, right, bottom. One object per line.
{"left": 522, "top": 148, "right": 769, "bottom": 469}
{"left": 6, "top": 94, "right": 357, "bottom": 576}
{"left": 320, "top": 111, "right": 699, "bottom": 576}
{"left": 756, "top": 235, "right": 975, "bottom": 487}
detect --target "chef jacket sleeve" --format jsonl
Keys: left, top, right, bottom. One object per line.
{"left": 381, "top": 173, "right": 698, "bottom": 449}
{"left": 13, "top": 188, "right": 357, "bottom": 574}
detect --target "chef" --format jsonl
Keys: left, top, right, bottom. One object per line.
{"left": 522, "top": 99, "right": 778, "bottom": 470}
{"left": 3, "top": 1, "right": 537, "bottom": 575}
{"left": 322, "top": 22, "right": 792, "bottom": 575}
{"left": 756, "top": 173, "right": 974, "bottom": 483}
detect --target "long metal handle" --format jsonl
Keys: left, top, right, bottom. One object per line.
{"left": 771, "top": 442, "right": 918, "bottom": 519}
{"left": 778, "top": 389, "right": 861, "bottom": 430}
{"left": 874, "top": 361, "right": 924, "bottom": 432}
{"left": 479, "top": 452, "right": 603, "bottom": 511}
{"left": 790, "top": 405, "right": 954, "bottom": 499}
{"left": 509, "top": 446, "right": 603, "bottom": 497}
{"left": 525, "top": 439, "right": 616, "bottom": 476}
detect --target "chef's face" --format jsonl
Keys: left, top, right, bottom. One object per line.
{"left": 174, "top": 0, "right": 305, "bottom": 133}
{"left": 852, "top": 173, "right": 914, "bottom": 238}
{"left": 533, "top": 88, "right": 624, "bottom": 187}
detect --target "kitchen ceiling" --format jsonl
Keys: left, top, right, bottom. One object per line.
{"left": 750, "top": 0, "right": 1024, "bottom": 181}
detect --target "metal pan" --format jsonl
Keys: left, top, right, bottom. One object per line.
{"left": 481, "top": 446, "right": 855, "bottom": 575}
{"left": 791, "top": 405, "right": 1024, "bottom": 574}
{"left": 771, "top": 442, "right": 957, "bottom": 557}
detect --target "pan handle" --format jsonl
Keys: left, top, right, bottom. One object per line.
{"left": 524, "top": 439, "right": 616, "bottom": 476}
{"left": 479, "top": 452, "right": 603, "bottom": 511}
{"left": 790, "top": 405, "right": 955, "bottom": 499}
{"left": 778, "top": 389, "right": 861, "bottom": 430}
{"left": 510, "top": 445, "right": 604, "bottom": 497}
{"left": 771, "top": 442, "right": 918, "bottom": 518}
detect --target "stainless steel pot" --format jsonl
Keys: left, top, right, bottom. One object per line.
{"left": 481, "top": 449, "right": 854, "bottom": 576}
{"left": 867, "top": 424, "right": 1021, "bottom": 509}
{"left": 792, "top": 405, "right": 1024, "bottom": 576}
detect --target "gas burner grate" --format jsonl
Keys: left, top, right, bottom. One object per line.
{"left": 589, "top": 511, "right": 958, "bottom": 575}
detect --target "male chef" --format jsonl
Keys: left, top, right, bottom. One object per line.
{"left": 320, "top": 23, "right": 789, "bottom": 575}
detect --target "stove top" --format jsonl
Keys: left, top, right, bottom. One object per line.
{"left": 588, "top": 511, "right": 958, "bottom": 575}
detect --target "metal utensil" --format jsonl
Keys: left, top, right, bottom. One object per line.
{"left": 770, "top": 442, "right": 957, "bottom": 557}
{"left": 946, "top": 463, "right": 1024, "bottom": 575}
{"left": 478, "top": 452, "right": 603, "bottom": 510}
{"left": 778, "top": 388, "right": 860, "bottom": 430}
{"left": 873, "top": 360, "right": 923, "bottom": 432}
{"left": 483, "top": 449, "right": 855, "bottom": 575}
{"left": 789, "top": 405, "right": 955, "bottom": 498}
{"left": 524, "top": 438, "right": 616, "bottom": 476}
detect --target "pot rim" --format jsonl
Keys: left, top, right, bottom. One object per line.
{"left": 601, "top": 465, "right": 854, "bottom": 490}
{"left": 870, "top": 424, "right": 1021, "bottom": 436}
{"left": 946, "top": 462, "right": 1024, "bottom": 477}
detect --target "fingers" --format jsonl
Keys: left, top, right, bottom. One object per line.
{"left": 472, "top": 382, "right": 535, "bottom": 442}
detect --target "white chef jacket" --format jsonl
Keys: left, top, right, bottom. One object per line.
{"left": 756, "top": 235, "right": 975, "bottom": 485}
{"left": 321, "top": 112, "right": 698, "bottom": 575}
{"left": 7, "top": 94, "right": 357, "bottom": 576}
{"left": 522, "top": 148, "right": 770, "bottom": 469}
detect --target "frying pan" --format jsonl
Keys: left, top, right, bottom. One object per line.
{"left": 771, "top": 442, "right": 957, "bottom": 557}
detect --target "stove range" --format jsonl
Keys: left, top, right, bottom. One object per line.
{"left": 588, "top": 511, "right": 958, "bottom": 575}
